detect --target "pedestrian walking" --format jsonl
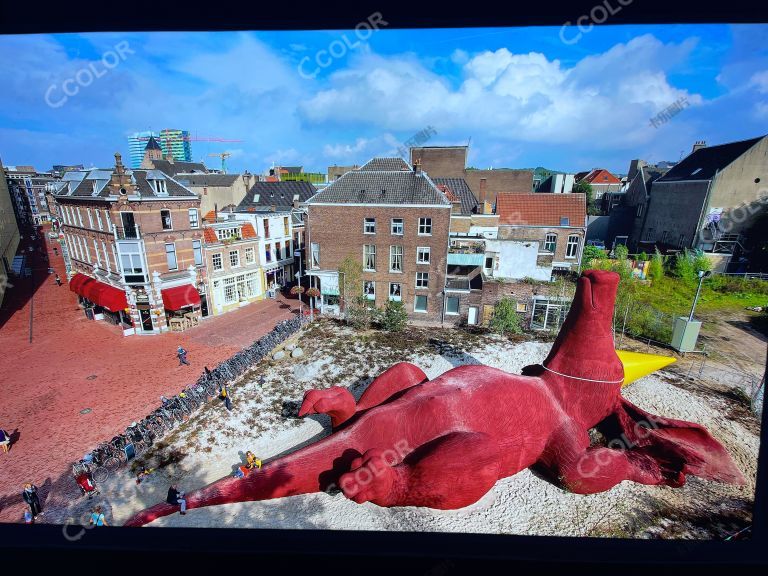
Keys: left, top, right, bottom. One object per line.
{"left": 54, "top": 274, "right": 62, "bottom": 287}
{"left": 53, "top": 246, "right": 58, "bottom": 256}
{"left": 220, "top": 385, "right": 232, "bottom": 411}
{"left": 22, "top": 483, "right": 42, "bottom": 519}
{"left": 0, "top": 428, "right": 10, "bottom": 453}
{"left": 166, "top": 484, "right": 187, "bottom": 515}
{"left": 89, "top": 505, "right": 109, "bottom": 526}
{"left": 177, "top": 346, "right": 190, "bottom": 366}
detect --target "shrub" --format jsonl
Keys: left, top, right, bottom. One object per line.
{"left": 583, "top": 245, "right": 608, "bottom": 263}
{"left": 614, "top": 244, "right": 629, "bottom": 261}
{"left": 489, "top": 297, "right": 523, "bottom": 336}
{"left": 379, "top": 300, "right": 408, "bottom": 332}
{"left": 346, "top": 295, "right": 377, "bottom": 330}
{"left": 638, "top": 251, "right": 649, "bottom": 262}
{"left": 648, "top": 249, "right": 664, "bottom": 282}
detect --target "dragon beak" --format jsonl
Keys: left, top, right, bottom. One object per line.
{"left": 617, "top": 350, "right": 676, "bottom": 387}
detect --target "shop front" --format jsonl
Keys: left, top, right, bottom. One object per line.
{"left": 69, "top": 273, "right": 132, "bottom": 331}
{"left": 162, "top": 284, "right": 202, "bottom": 331}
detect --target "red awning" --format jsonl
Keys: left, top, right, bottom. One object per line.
{"left": 70, "top": 273, "right": 127, "bottom": 312}
{"left": 85, "top": 281, "right": 128, "bottom": 312}
{"left": 162, "top": 285, "right": 201, "bottom": 311}
{"left": 69, "top": 273, "right": 90, "bottom": 294}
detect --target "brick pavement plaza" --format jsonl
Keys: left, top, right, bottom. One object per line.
{"left": 0, "top": 229, "right": 300, "bottom": 522}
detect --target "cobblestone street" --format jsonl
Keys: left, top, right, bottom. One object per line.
{"left": 0, "top": 230, "right": 299, "bottom": 522}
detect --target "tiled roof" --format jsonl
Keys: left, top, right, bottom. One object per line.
{"left": 52, "top": 168, "right": 197, "bottom": 200}
{"left": 433, "top": 178, "right": 479, "bottom": 215}
{"left": 203, "top": 228, "right": 218, "bottom": 243}
{"left": 203, "top": 210, "right": 217, "bottom": 221}
{"left": 578, "top": 169, "right": 621, "bottom": 185}
{"left": 437, "top": 184, "right": 459, "bottom": 203}
{"left": 360, "top": 157, "right": 412, "bottom": 171}
{"left": 496, "top": 193, "right": 586, "bottom": 227}
{"left": 241, "top": 223, "right": 257, "bottom": 239}
{"left": 307, "top": 169, "right": 451, "bottom": 206}
{"left": 149, "top": 159, "right": 208, "bottom": 177}
{"left": 237, "top": 181, "right": 317, "bottom": 211}
{"left": 657, "top": 136, "right": 765, "bottom": 182}
{"left": 175, "top": 173, "right": 240, "bottom": 187}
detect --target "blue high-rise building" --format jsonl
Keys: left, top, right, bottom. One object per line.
{"left": 128, "top": 129, "right": 193, "bottom": 168}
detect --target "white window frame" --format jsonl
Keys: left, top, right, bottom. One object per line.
{"left": 93, "top": 239, "right": 101, "bottom": 267}
{"left": 416, "top": 247, "right": 430, "bottom": 265}
{"left": 364, "top": 280, "right": 376, "bottom": 300}
{"left": 389, "top": 282, "right": 402, "bottom": 301}
{"left": 391, "top": 218, "right": 404, "bottom": 235}
{"left": 364, "top": 244, "right": 376, "bottom": 271}
{"left": 104, "top": 209, "right": 112, "bottom": 232}
{"left": 161, "top": 209, "right": 173, "bottom": 231}
{"left": 544, "top": 233, "right": 557, "bottom": 253}
{"left": 77, "top": 208, "right": 84, "bottom": 227}
{"left": 212, "top": 253, "right": 223, "bottom": 271}
{"left": 389, "top": 245, "right": 403, "bottom": 273}
{"left": 193, "top": 239, "right": 203, "bottom": 266}
{"left": 244, "top": 247, "right": 255, "bottom": 265}
{"left": 95, "top": 209, "right": 103, "bottom": 231}
{"left": 414, "top": 294, "right": 428, "bottom": 313}
{"left": 229, "top": 250, "right": 240, "bottom": 268}
{"left": 188, "top": 208, "right": 199, "bottom": 229}
{"left": 566, "top": 235, "right": 579, "bottom": 259}
{"left": 165, "top": 242, "right": 178, "bottom": 271}
{"left": 101, "top": 240, "right": 111, "bottom": 272}
{"left": 310, "top": 242, "right": 320, "bottom": 268}
{"left": 87, "top": 208, "right": 94, "bottom": 229}
{"left": 364, "top": 218, "right": 376, "bottom": 234}
{"left": 415, "top": 272, "right": 429, "bottom": 289}
{"left": 418, "top": 217, "right": 432, "bottom": 236}
{"left": 445, "top": 296, "right": 460, "bottom": 316}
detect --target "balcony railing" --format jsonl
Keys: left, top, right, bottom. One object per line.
{"left": 449, "top": 244, "right": 485, "bottom": 254}
{"left": 114, "top": 225, "right": 141, "bottom": 240}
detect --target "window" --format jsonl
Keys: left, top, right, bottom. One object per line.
{"left": 560, "top": 217, "right": 570, "bottom": 226}
{"left": 566, "top": 235, "right": 580, "bottom": 259}
{"left": 82, "top": 237, "right": 90, "bottom": 262}
{"left": 364, "top": 281, "right": 375, "bottom": 300}
{"left": 161, "top": 209, "right": 173, "bottom": 230}
{"left": 417, "top": 247, "right": 431, "bottom": 264}
{"left": 87, "top": 208, "right": 94, "bottom": 229}
{"left": 416, "top": 272, "right": 429, "bottom": 289}
{"left": 118, "top": 241, "right": 145, "bottom": 282}
{"left": 531, "top": 298, "right": 569, "bottom": 331}
{"left": 263, "top": 219, "right": 270, "bottom": 238}
{"left": 95, "top": 209, "right": 103, "bottom": 230}
{"left": 445, "top": 296, "right": 460, "bottom": 315}
{"left": 265, "top": 245, "right": 272, "bottom": 263}
{"left": 276, "top": 241, "right": 282, "bottom": 261}
{"left": 311, "top": 242, "right": 320, "bottom": 268}
{"left": 484, "top": 256, "right": 494, "bottom": 269}
{"left": 103, "top": 210, "right": 112, "bottom": 231}
{"left": 224, "top": 277, "right": 236, "bottom": 303}
{"left": 165, "top": 243, "right": 178, "bottom": 270}
{"left": 544, "top": 233, "right": 557, "bottom": 253}
{"left": 229, "top": 250, "right": 240, "bottom": 268}
{"left": 391, "top": 218, "right": 403, "bottom": 235}
{"left": 151, "top": 179, "right": 168, "bottom": 195}
{"left": 389, "top": 282, "right": 401, "bottom": 301}
{"left": 414, "top": 295, "right": 427, "bottom": 313}
{"left": 93, "top": 239, "right": 101, "bottom": 267}
{"left": 678, "top": 234, "right": 686, "bottom": 249}
{"left": 245, "top": 247, "right": 255, "bottom": 264}
{"left": 77, "top": 208, "right": 84, "bottom": 227}
{"left": 212, "top": 253, "right": 223, "bottom": 271}
{"left": 418, "top": 217, "right": 432, "bottom": 235}
{"left": 364, "top": 245, "right": 376, "bottom": 271}
{"left": 189, "top": 209, "right": 199, "bottom": 229}
{"left": 390, "top": 245, "right": 403, "bottom": 272}
{"left": 193, "top": 240, "right": 203, "bottom": 266}
{"left": 215, "top": 227, "right": 239, "bottom": 241}
{"left": 364, "top": 218, "right": 376, "bottom": 234}
{"left": 283, "top": 216, "right": 289, "bottom": 236}
{"left": 101, "top": 241, "right": 110, "bottom": 271}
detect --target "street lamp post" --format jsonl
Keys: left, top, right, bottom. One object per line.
{"left": 295, "top": 272, "right": 303, "bottom": 319}
{"left": 688, "top": 270, "right": 711, "bottom": 322}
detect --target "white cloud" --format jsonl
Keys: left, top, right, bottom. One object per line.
{"left": 299, "top": 34, "right": 704, "bottom": 148}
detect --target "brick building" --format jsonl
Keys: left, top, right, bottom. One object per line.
{"left": 202, "top": 217, "right": 264, "bottom": 316}
{"left": 51, "top": 153, "right": 205, "bottom": 335}
{"left": 306, "top": 157, "right": 452, "bottom": 323}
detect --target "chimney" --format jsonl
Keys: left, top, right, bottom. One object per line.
{"left": 214, "top": 202, "right": 218, "bottom": 222}
{"left": 479, "top": 177, "right": 488, "bottom": 206}
{"left": 691, "top": 140, "right": 707, "bottom": 154}
{"left": 413, "top": 159, "right": 421, "bottom": 175}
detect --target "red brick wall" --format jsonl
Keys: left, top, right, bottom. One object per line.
{"left": 307, "top": 204, "right": 451, "bottom": 322}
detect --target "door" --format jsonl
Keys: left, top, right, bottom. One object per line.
{"left": 468, "top": 307, "right": 478, "bottom": 325}
{"left": 138, "top": 308, "right": 153, "bottom": 332}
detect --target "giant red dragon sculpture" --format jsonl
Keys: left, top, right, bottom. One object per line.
{"left": 125, "top": 270, "right": 745, "bottom": 526}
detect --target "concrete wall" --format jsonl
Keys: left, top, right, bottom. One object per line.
{"left": 0, "top": 163, "right": 21, "bottom": 309}
{"left": 497, "top": 225, "right": 584, "bottom": 270}
{"left": 188, "top": 178, "right": 250, "bottom": 215}
{"left": 484, "top": 239, "right": 551, "bottom": 281}
{"left": 640, "top": 181, "right": 709, "bottom": 249}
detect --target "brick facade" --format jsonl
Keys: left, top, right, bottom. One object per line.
{"left": 307, "top": 204, "right": 450, "bottom": 323}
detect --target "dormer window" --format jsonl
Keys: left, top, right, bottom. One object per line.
{"left": 92, "top": 181, "right": 98, "bottom": 195}
{"left": 150, "top": 179, "right": 168, "bottom": 195}
{"left": 293, "top": 194, "right": 299, "bottom": 202}
{"left": 254, "top": 194, "right": 260, "bottom": 202}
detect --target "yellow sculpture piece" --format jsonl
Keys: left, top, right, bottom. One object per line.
{"left": 617, "top": 350, "right": 676, "bottom": 386}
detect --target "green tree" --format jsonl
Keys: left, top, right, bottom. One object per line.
{"left": 582, "top": 245, "right": 608, "bottom": 264}
{"left": 489, "top": 297, "right": 523, "bottom": 336}
{"left": 614, "top": 243, "right": 629, "bottom": 261}
{"left": 572, "top": 180, "right": 595, "bottom": 214}
{"left": 338, "top": 255, "right": 365, "bottom": 326}
{"left": 380, "top": 300, "right": 408, "bottom": 332}
{"left": 648, "top": 248, "right": 664, "bottom": 281}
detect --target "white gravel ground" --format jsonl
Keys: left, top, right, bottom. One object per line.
{"left": 52, "top": 322, "right": 759, "bottom": 537}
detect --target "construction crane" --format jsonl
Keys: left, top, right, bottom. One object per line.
{"left": 135, "top": 135, "right": 243, "bottom": 143}
{"left": 208, "top": 152, "right": 232, "bottom": 174}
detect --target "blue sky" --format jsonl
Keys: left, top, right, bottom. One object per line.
{"left": 0, "top": 24, "right": 766, "bottom": 175}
